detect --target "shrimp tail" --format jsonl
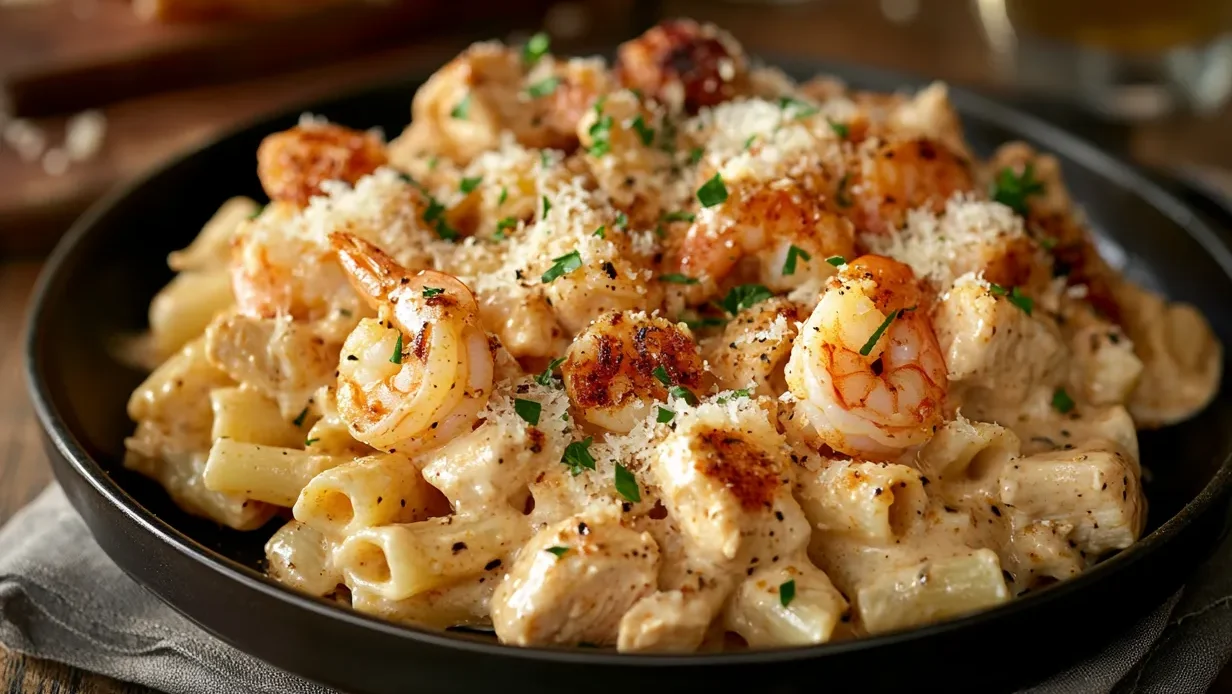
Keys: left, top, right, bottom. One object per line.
{"left": 330, "top": 232, "right": 403, "bottom": 304}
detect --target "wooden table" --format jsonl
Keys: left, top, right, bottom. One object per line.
{"left": 5, "top": 1, "right": 1232, "bottom": 691}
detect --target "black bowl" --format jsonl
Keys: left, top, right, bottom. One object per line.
{"left": 25, "top": 59, "right": 1232, "bottom": 694}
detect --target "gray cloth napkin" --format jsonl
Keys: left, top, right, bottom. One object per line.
{"left": 2, "top": 484, "right": 1231, "bottom": 694}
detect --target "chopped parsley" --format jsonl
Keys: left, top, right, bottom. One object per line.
{"left": 989, "top": 283, "right": 1034, "bottom": 315}
{"left": 656, "top": 407, "right": 675, "bottom": 423}
{"left": 541, "top": 150, "right": 553, "bottom": 168}
{"left": 541, "top": 250, "right": 582, "bottom": 282}
{"left": 825, "top": 255, "right": 846, "bottom": 267}
{"left": 614, "top": 211, "right": 628, "bottom": 229}
{"left": 615, "top": 464, "right": 641, "bottom": 503}
{"left": 631, "top": 115, "right": 655, "bottom": 146}
{"left": 697, "top": 173, "right": 729, "bottom": 208}
{"left": 744, "top": 134, "right": 756, "bottom": 150}
{"left": 562, "top": 437, "right": 596, "bottom": 476}
{"left": 859, "top": 308, "right": 912, "bottom": 356}
{"left": 992, "top": 163, "right": 1045, "bottom": 216}
{"left": 450, "top": 93, "right": 471, "bottom": 120}
{"left": 522, "top": 32, "right": 550, "bottom": 66}
{"left": 593, "top": 225, "right": 606, "bottom": 238}
{"left": 721, "top": 284, "right": 774, "bottom": 315}
{"left": 498, "top": 187, "right": 508, "bottom": 206}
{"left": 836, "top": 172, "right": 853, "bottom": 208}
{"left": 293, "top": 407, "right": 309, "bottom": 427}
{"left": 526, "top": 76, "right": 561, "bottom": 99}
{"left": 688, "top": 147, "right": 704, "bottom": 165}
{"left": 828, "top": 119, "right": 849, "bottom": 138}
{"left": 782, "top": 245, "right": 812, "bottom": 276}
{"left": 716, "top": 389, "right": 751, "bottom": 404}
{"left": 422, "top": 287, "right": 444, "bottom": 298}
{"left": 588, "top": 110, "right": 614, "bottom": 157}
{"left": 536, "top": 357, "right": 566, "bottom": 386}
{"left": 390, "top": 332, "right": 404, "bottom": 364}
{"left": 779, "top": 579, "right": 796, "bottom": 607}
{"left": 1052, "top": 387, "right": 1075, "bottom": 414}
{"left": 514, "top": 398, "right": 542, "bottom": 426}
{"left": 1039, "top": 236, "right": 1058, "bottom": 250}
{"left": 541, "top": 195, "right": 552, "bottom": 218}
{"left": 681, "top": 314, "right": 727, "bottom": 330}
{"left": 778, "top": 96, "right": 819, "bottom": 120}
{"left": 659, "top": 273, "right": 700, "bottom": 285}
{"left": 422, "top": 196, "right": 458, "bottom": 241}
{"left": 662, "top": 211, "right": 696, "bottom": 223}
{"left": 304, "top": 437, "right": 320, "bottom": 447}
{"left": 494, "top": 217, "right": 517, "bottom": 240}
{"left": 544, "top": 546, "right": 569, "bottom": 558}
{"left": 652, "top": 365, "right": 671, "bottom": 386}
{"left": 248, "top": 205, "right": 265, "bottom": 220}
{"left": 459, "top": 176, "right": 483, "bottom": 194}
{"left": 669, "top": 385, "right": 699, "bottom": 406}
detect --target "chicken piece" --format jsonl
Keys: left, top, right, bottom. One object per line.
{"left": 256, "top": 122, "right": 387, "bottom": 207}
{"left": 933, "top": 273, "right": 1068, "bottom": 422}
{"left": 706, "top": 297, "right": 801, "bottom": 396}
{"left": 492, "top": 509, "right": 660, "bottom": 647}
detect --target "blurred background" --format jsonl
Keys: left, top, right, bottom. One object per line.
{"left": 3, "top": 0, "right": 1232, "bottom": 256}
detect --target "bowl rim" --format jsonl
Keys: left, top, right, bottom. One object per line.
{"left": 24, "top": 56, "right": 1232, "bottom": 667}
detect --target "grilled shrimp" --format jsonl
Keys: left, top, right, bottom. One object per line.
{"left": 676, "top": 176, "right": 855, "bottom": 298}
{"left": 257, "top": 122, "right": 387, "bottom": 207}
{"left": 615, "top": 19, "right": 748, "bottom": 114}
{"left": 846, "top": 137, "right": 974, "bottom": 236}
{"left": 563, "top": 311, "right": 704, "bottom": 433}
{"left": 785, "top": 255, "right": 947, "bottom": 459}
{"left": 331, "top": 232, "right": 495, "bottom": 454}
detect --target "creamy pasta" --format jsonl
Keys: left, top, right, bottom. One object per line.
{"left": 123, "top": 19, "right": 1223, "bottom": 652}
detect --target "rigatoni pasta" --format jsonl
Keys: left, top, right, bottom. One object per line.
{"left": 122, "top": 18, "right": 1221, "bottom": 651}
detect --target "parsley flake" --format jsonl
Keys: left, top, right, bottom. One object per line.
{"left": 526, "top": 76, "right": 561, "bottom": 99}
{"left": 498, "top": 187, "right": 508, "bottom": 206}
{"left": 614, "top": 211, "right": 629, "bottom": 229}
{"left": 615, "top": 464, "right": 641, "bottom": 502}
{"left": 989, "top": 284, "right": 1034, "bottom": 315}
{"left": 780, "top": 579, "right": 797, "bottom": 607}
{"left": 390, "top": 332, "right": 404, "bottom": 364}
{"left": 744, "top": 134, "right": 756, "bottom": 150}
{"left": 652, "top": 365, "right": 671, "bottom": 386}
{"left": 716, "top": 388, "right": 751, "bottom": 404}
{"left": 836, "top": 172, "right": 853, "bottom": 208}
{"left": 450, "top": 93, "right": 471, "bottom": 120}
{"left": 459, "top": 176, "right": 483, "bottom": 194}
{"left": 1052, "top": 387, "right": 1075, "bottom": 414}
{"left": 778, "top": 96, "right": 819, "bottom": 119}
{"left": 562, "top": 437, "right": 596, "bottom": 476}
{"left": 782, "top": 245, "right": 812, "bottom": 276}
{"left": 522, "top": 32, "right": 550, "bottom": 66}
{"left": 536, "top": 357, "right": 566, "bottom": 386}
{"left": 662, "top": 211, "right": 696, "bottom": 223}
{"left": 541, "top": 250, "right": 582, "bottom": 282}
{"left": 631, "top": 115, "right": 655, "bottom": 146}
{"left": 688, "top": 147, "right": 704, "bottom": 164}
{"left": 828, "top": 119, "right": 849, "bottom": 138}
{"left": 659, "top": 273, "right": 700, "bottom": 285}
{"left": 669, "top": 385, "right": 699, "bottom": 406}
{"left": 721, "top": 284, "right": 774, "bottom": 315}
{"left": 304, "top": 437, "right": 320, "bottom": 447}
{"left": 656, "top": 407, "right": 675, "bottom": 423}
{"left": 494, "top": 217, "right": 517, "bottom": 240}
{"left": 992, "top": 163, "right": 1045, "bottom": 216}
{"left": 248, "top": 205, "right": 265, "bottom": 220}
{"left": 541, "top": 195, "right": 552, "bottom": 218}
{"left": 544, "top": 546, "right": 569, "bottom": 558}
{"left": 593, "top": 225, "right": 606, "bottom": 238}
{"left": 293, "top": 407, "right": 309, "bottom": 427}
{"left": 697, "top": 173, "right": 729, "bottom": 208}
{"left": 859, "top": 307, "right": 913, "bottom": 356}
{"left": 422, "top": 287, "right": 444, "bottom": 298}
{"left": 514, "top": 398, "right": 542, "bottom": 426}
{"left": 588, "top": 113, "right": 614, "bottom": 157}
{"left": 826, "top": 255, "right": 846, "bottom": 267}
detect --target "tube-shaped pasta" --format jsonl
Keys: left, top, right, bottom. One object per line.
{"left": 856, "top": 548, "right": 1009, "bottom": 635}
{"left": 335, "top": 511, "right": 532, "bottom": 601}
{"left": 265, "top": 520, "right": 342, "bottom": 597}
{"left": 293, "top": 453, "right": 450, "bottom": 536}
{"left": 210, "top": 386, "right": 303, "bottom": 448}
{"left": 148, "top": 269, "right": 234, "bottom": 360}
{"left": 795, "top": 460, "right": 928, "bottom": 543}
{"left": 202, "top": 439, "right": 346, "bottom": 507}
{"left": 168, "top": 196, "right": 260, "bottom": 272}
{"left": 350, "top": 575, "right": 496, "bottom": 630}
{"left": 999, "top": 441, "right": 1144, "bottom": 557}
{"left": 723, "top": 560, "right": 848, "bottom": 648}
{"left": 914, "top": 417, "right": 1020, "bottom": 508}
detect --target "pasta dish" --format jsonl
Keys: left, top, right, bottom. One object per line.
{"left": 124, "top": 20, "right": 1223, "bottom": 651}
